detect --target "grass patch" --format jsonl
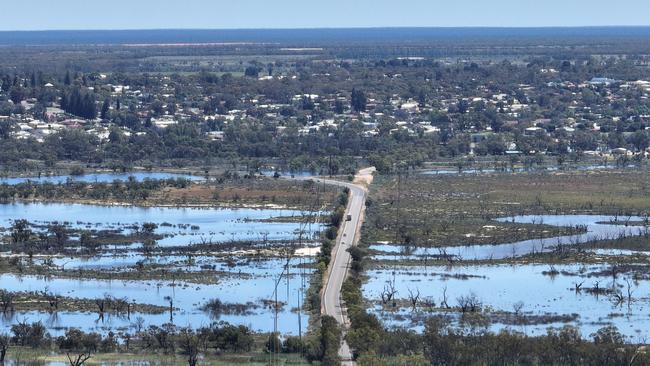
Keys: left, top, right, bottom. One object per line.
{"left": 364, "top": 170, "right": 650, "bottom": 248}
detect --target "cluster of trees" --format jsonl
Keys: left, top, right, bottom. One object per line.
{"left": 0, "top": 177, "right": 191, "bottom": 203}
{"left": 60, "top": 87, "right": 97, "bottom": 119}
{"left": 310, "top": 316, "right": 342, "bottom": 365}
{"left": 8, "top": 219, "right": 81, "bottom": 253}
{"left": 264, "top": 316, "right": 341, "bottom": 365}
{"left": 351, "top": 88, "right": 366, "bottom": 112}
{"left": 422, "top": 321, "right": 648, "bottom": 366}
{"left": 0, "top": 318, "right": 349, "bottom": 366}
{"left": 0, "top": 321, "right": 262, "bottom": 366}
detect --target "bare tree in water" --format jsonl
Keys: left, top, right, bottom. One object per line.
{"left": 67, "top": 352, "right": 91, "bottom": 366}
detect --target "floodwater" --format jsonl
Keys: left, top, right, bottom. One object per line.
{"left": 0, "top": 202, "right": 324, "bottom": 246}
{"left": 420, "top": 164, "right": 638, "bottom": 176}
{"left": 370, "top": 215, "right": 646, "bottom": 260}
{"left": 259, "top": 170, "right": 314, "bottom": 178}
{"left": 364, "top": 263, "right": 650, "bottom": 341}
{"left": 39, "top": 248, "right": 321, "bottom": 271}
{"left": 365, "top": 214, "right": 650, "bottom": 341}
{"left": 0, "top": 256, "right": 313, "bottom": 336}
{"left": 0, "top": 172, "right": 202, "bottom": 185}
{"left": 0, "top": 202, "right": 324, "bottom": 336}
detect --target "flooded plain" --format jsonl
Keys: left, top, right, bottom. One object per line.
{"left": 0, "top": 172, "right": 202, "bottom": 185}
{"left": 370, "top": 215, "right": 646, "bottom": 261}
{"left": 420, "top": 165, "right": 638, "bottom": 176}
{"left": 0, "top": 202, "right": 323, "bottom": 246}
{"left": 0, "top": 201, "right": 324, "bottom": 336}
{"left": 364, "top": 214, "right": 650, "bottom": 341}
{"left": 0, "top": 257, "right": 312, "bottom": 336}
{"left": 364, "top": 262, "right": 650, "bottom": 341}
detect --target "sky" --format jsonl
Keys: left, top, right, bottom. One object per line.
{"left": 1, "top": 0, "right": 649, "bottom": 31}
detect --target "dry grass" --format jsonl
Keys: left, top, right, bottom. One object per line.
{"left": 7, "top": 347, "right": 311, "bottom": 366}
{"left": 149, "top": 178, "right": 338, "bottom": 210}
{"left": 364, "top": 170, "right": 650, "bottom": 247}
{"left": 19, "top": 177, "right": 339, "bottom": 211}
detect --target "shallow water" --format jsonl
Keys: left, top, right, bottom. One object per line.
{"left": 0, "top": 202, "right": 324, "bottom": 247}
{"left": 370, "top": 215, "right": 646, "bottom": 261}
{"left": 364, "top": 263, "right": 650, "bottom": 341}
{"left": 588, "top": 248, "right": 650, "bottom": 257}
{"left": 0, "top": 172, "right": 202, "bottom": 185}
{"left": 0, "top": 201, "right": 323, "bottom": 336}
{"left": 42, "top": 247, "right": 321, "bottom": 271}
{"left": 420, "top": 164, "right": 637, "bottom": 176}
{"left": 0, "top": 255, "right": 314, "bottom": 336}
{"left": 259, "top": 170, "right": 314, "bottom": 178}
{"left": 365, "top": 214, "right": 650, "bottom": 341}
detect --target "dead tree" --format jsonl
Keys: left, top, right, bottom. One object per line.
{"left": 440, "top": 286, "right": 450, "bottom": 309}
{"left": 187, "top": 349, "right": 198, "bottom": 366}
{"left": 95, "top": 299, "right": 105, "bottom": 313}
{"left": 109, "top": 297, "right": 129, "bottom": 315}
{"left": 574, "top": 281, "right": 584, "bottom": 293}
{"left": 164, "top": 296, "right": 174, "bottom": 322}
{"left": 611, "top": 265, "right": 619, "bottom": 282}
{"left": 42, "top": 291, "right": 59, "bottom": 311}
{"left": 625, "top": 278, "right": 635, "bottom": 304}
{"left": 0, "top": 291, "right": 14, "bottom": 313}
{"left": 629, "top": 347, "right": 646, "bottom": 366}
{"left": 380, "top": 283, "right": 397, "bottom": 306}
{"left": 457, "top": 293, "right": 482, "bottom": 313}
{"left": 67, "top": 352, "right": 91, "bottom": 366}
{"left": 95, "top": 299, "right": 105, "bottom": 321}
{"left": 180, "top": 331, "right": 200, "bottom": 366}
{"left": 611, "top": 289, "right": 625, "bottom": 307}
{"left": 407, "top": 288, "right": 420, "bottom": 311}
{"left": 437, "top": 248, "right": 454, "bottom": 265}
{"left": 132, "top": 317, "right": 145, "bottom": 333}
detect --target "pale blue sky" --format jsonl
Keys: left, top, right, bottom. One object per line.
{"left": 1, "top": 0, "right": 649, "bottom": 30}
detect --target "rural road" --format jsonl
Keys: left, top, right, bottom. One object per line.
{"left": 297, "top": 168, "right": 374, "bottom": 365}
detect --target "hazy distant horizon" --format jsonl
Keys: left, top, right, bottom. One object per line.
{"left": 2, "top": 27, "right": 650, "bottom": 46}
{"left": 3, "top": 25, "right": 650, "bottom": 32}
{"left": 1, "top": 0, "right": 650, "bottom": 31}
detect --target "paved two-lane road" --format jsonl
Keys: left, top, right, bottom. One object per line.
{"left": 301, "top": 168, "right": 374, "bottom": 365}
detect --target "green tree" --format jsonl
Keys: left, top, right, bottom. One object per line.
{"left": 100, "top": 98, "right": 110, "bottom": 120}
{"left": 64, "top": 70, "right": 72, "bottom": 85}
{"left": 244, "top": 66, "right": 260, "bottom": 78}
{"left": 9, "top": 86, "right": 26, "bottom": 104}
{"left": 11, "top": 219, "right": 31, "bottom": 244}
{"left": 48, "top": 224, "right": 68, "bottom": 248}
{"left": 351, "top": 89, "right": 367, "bottom": 112}
{"left": 320, "top": 316, "right": 342, "bottom": 366}
{"left": 0, "top": 333, "right": 9, "bottom": 364}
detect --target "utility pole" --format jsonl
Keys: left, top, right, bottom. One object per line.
{"left": 268, "top": 177, "right": 322, "bottom": 365}
{"left": 329, "top": 154, "right": 333, "bottom": 177}
{"left": 298, "top": 256, "right": 303, "bottom": 356}
{"left": 286, "top": 250, "right": 290, "bottom": 310}
{"left": 274, "top": 275, "right": 278, "bottom": 364}
{"left": 394, "top": 166, "right": 402, "bottom": 244}
{"left": 269, "top": 244, "right": 296, "bottom": 365}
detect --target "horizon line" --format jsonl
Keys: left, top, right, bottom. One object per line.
{"left": 2, "top": 25, "right": 650, "bottom": 33}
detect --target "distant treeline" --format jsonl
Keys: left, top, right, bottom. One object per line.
{"left": 0, "top": 177, "right": 191, "bottom": 202}
{"left": 3, "top": 28, "right": 650, "bottom": 73}
{"left": 3, "top": 27, "right": 650, "bottom": 46}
